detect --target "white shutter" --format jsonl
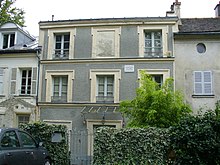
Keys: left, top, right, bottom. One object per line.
{"left": 0, "top": 68, "right": 4, "bottom": 95}
{"left": 194, "top": 71, "right": 212, "bottom": 95}
{"left": 10, "top": 68, "right": 17, "bottom": 95}
{"left": 203, "top": 71, "right": 212, "bottom": 94}
{"left": 31, "top": 67, "right": 37, "bottom": 95}
{"left": 194, "top": 71, "right": 202, "bottom": 94}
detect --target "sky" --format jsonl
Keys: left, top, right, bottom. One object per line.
{"left": 15, "top": 0, "right": 219, "bottom": 36}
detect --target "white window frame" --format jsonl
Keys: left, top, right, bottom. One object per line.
{"left": 45, "top": 70, "right": 75, "bottom": 102}
{"left": 194, "top": 71, "right": 213, "bottom": 95}
{"left": 1, "top": 32, "right": 16, "bottom": 49}
{"left": 20, "top": 69, "right": 32, "bottom": 95}
{"left": 17, "top": 114, "right": 30, "bottom": 125}
{"left": 90, "top": 69, "right": 121, "bottom": 103}
{"left": 96, "top": 75, "right": 114, "bottom": 103}
{"left": 52, "top": 75, "right": 68, "bottom": 102}
{"left": 48, "top": 29, "right": 75, "bottom": 59}
{"left": 138, "top": 26, "right": 168, "bottom": 57}
{"left": 138, "top": 69, "right": 170, "bottom": 85}
{"left": 92, "top": 27, "right": 121, "bottom": 58}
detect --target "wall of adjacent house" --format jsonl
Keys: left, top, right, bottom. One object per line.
{"left": 175, "top": 38, "right": 220, "bottom": 113}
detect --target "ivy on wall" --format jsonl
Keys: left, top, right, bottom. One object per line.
{"left": 19, "top": 122, "right": 70, "bottom": 165}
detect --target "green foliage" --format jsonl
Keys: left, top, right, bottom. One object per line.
{"left": 19, "top": 121, "right": 70, "bottom": 165}
{"left": 120, "top": 71, "right": 191, "bottom": 128}
{"left": 0, "top": 0, "right": 25, "bottom": 26}
{"left": 93, "top": 127, "right": 170, "bottom": 165}
{"left": 170, "top": 110, "right": 220, "bottom": 165}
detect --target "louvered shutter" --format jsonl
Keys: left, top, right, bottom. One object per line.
{"left": 0, "top": 68, "right": 4, "bottom": 95}
{"left": 194, "top": 71, "right": 202, "bottom": 94}
{"left": 10, "top": 68, "right": 17, "bottom": 95}
{"left": 203, "top": 71, "right": 212, "bottom": 94}
{"left": 31, "top": 67, "right": 37, "bottom": 95}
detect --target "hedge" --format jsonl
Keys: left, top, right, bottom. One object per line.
{"left": 19, "top": 121, "right": 70, "bottom": 165}
{"left": 93, "top": 127, "right": 170, "bottom": 165}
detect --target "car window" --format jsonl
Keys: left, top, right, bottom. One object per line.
{"left": 18, "top": 131, "right": 36, "bottom": 148}
{"left": 1, "top": 130, "right": 20, "bottom": 148}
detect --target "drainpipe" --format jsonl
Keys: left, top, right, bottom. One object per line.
{"left": 35, "top": 46, "right": 42, "bottom": 121}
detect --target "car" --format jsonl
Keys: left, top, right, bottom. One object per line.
{"left": 0, "top": 127, "right": 52, "bottom": 165}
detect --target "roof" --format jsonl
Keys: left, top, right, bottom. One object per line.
{"left": 179, "top": 18, "right": 220, "bottom": 33}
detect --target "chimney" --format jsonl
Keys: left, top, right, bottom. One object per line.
{"left": 214, "top": 2, "right": 220, "bottom": 17}
{"left": 166, "top": 1, "right": 181, "bottom": 18}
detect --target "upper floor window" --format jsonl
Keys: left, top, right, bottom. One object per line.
{"left": 3, "top": 33, "right": 15, "bottom": 49}
{"left": 20, "top": 69, "right": 32, "bottom": 95}
{"left": 194, "top": 71, "right": 213, "bottom": 95}
{"left": 96, "top": 75, "right": 114, "bottom": 103}
{"left": 52, "top": 76, "right": 68, "bottom": 102}
{"left": 144, "top": 30, "right": 163, "bottom": 57}
{"left": 45, "top": 70, "right": 74, "bottom": 102}
{"left": 90, "top": 69, "right": 121, "bottom": 103}
{"left": 10, "top": 68, "right": 37, "bottom": 96}
{"left": 48, "top": 29, "right": 75, "bottom": 60}
{"left": 92, "top": 27, "right": 120, "bottom": 58}
{"left": 152, "top": 74, "right": 163, "bottom": 88}
{"left": 54, "top": 33, "right": 70, "bottom": 59}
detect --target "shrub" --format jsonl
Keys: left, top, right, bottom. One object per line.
{"left": 19, "top": 121, "right": 70, "bottom": 165}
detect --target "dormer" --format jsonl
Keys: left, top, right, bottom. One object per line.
{"left": 0, "top": 22, "right": 35, "bottom": 49}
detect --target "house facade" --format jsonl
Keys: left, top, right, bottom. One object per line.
{"left": 174, "top": 15, "right": 220, "bottom": 113}
{"left": 38, "top": 12, "right": 179, "bottom": 163}
{"left": 0, "top": 22, "right": 39, "bottom": 127}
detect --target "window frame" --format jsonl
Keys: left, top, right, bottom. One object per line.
{"left": 52, "top": 75, "right": 68, "bottom": 102}
{"left": 17, "top": 114, "right": 30, "bottom": 126}
{"left": 138, "top": 69, "right": 170, "bottom": 86}
{"left": 45, "top": 70, "right": 75, "bottom": 102}
{"left": 48, "top": 29, "right": 75, "bottom": 60}
{"left": 138, "top": 26, "right": 168, "bottom": 57}
{"left": 193, "top": 71, "right": 213, "bottom": 95}
{"left": 91, "top": 27, "right": 121, "bottom": 58}
{"left": 20, "top": 69, "right": 32, "bottom": 95}
{"left": 1, "top": 32, "right": 16, "bottom": 49}
{"left": 54, "top": 33, "right": 70, "bottom": 59}
{"left": 90, "top": 69, "right": 121, "bottom": 103}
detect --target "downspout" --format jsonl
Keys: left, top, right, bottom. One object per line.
{"left": 35, "top": 46, "right": 42, "bottom": 121}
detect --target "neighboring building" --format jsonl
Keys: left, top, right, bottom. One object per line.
{"left": 38, "top": 2, "right": 180, "bottom": 163}
{"left": 174, "top": 4, "right": 220, "bottom": 113}
{"left": 0, "top": 22, "right": 40, "bottom": 127}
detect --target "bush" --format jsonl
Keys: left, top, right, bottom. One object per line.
{"left": 19, "top": 121, "right": 70, "bottom": 165}
{"left": 93, "top": 127, "right": 170, "bottom": 165}
{"left": 170, "top": 111, "right": 220, "bottom": 165}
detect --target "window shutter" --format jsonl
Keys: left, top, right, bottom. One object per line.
{"left": 194, "top": 71, "right": 202, "bottom": 94}
{"left": 10, "top": 68, "right": 17, "bottom": 95}
{"left": 203, "top": 71, "right": 212, "bottom": 94}
{"left": 31, "top": 67, "right": 37, "bottom": 95}
{"left": 0, "top": 68, "right": 4, "bottom": 95}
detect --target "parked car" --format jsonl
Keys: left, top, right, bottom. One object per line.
{"left": 0, "top": 127, "right": 52, "bottom": 165}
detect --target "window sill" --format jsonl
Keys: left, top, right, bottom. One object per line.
{"left": 192, "top": 95, "right": 215, "bottom": 98}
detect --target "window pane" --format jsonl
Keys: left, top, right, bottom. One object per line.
{"left": 64, "top": 34, "right": 70, "bottom": 41}
{"left": 9, "top": 34, "right": 15, "bottom": 47}
{"left": 1, "top": 131, "right": 20, "bottom": 148}
{"left": 3, "top": 34, "right": 9, "bottom": 49}
{"left": 19, "top": 131, "right": 36, "bottom": 148}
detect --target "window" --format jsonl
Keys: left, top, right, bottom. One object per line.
{"left": 96, "top": 75, "right": 114, "bottom": 103}
{"left": 18, "top": 131, "right": 36, "bottom": 148}
{"left": 194, "top": 71, "right": 212, "bottom": 95}
{"left": 144, "top": 30, "right": 162, "bottom": 57}
{"left": 20, "top": 69, "right": 32, "bottom": 95}
{"left": 196, "top": 43, "right": 206, "bottom": 54}
{"left": 54, "top": 33, "right": 70, "bottom": 59}
{"left": 45, "top": 70, "right": 74, "bottom": 102}
{"left": 152, "top": 75, "right": 163, "bottom": 88}
{"left": 1, "top": 131, "right": 19, "bottom": 148}
{"left": 2, "top": 33, "right": 15, "bottom": 49}
{"left": 52, "top": 76, "right": 68, "bottom": 102}
{"left": 90, "top": 69, "right": 121, "bottom": 103}
{"left": 17, "top": 115, "right": 30, "bottom": 125}
{"left": 92, "top": 27, "right": 120, "bottom": 58}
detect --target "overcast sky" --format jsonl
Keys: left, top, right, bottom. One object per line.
{"left": 15, "top": 0, "right": 219, "bottom": 36}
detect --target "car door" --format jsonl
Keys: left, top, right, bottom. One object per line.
{"left": 18, "top": 130, "right": 45, "bottom": 165}
{"left": 0, "top": 130, "right": 25, "bottom": 165}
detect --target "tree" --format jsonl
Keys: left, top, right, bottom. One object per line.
{"left": 120, "top": 71, "right": 191, "bottom": 128}
{"left": 0, "top": 0, "right": 25, "bottom": 26}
